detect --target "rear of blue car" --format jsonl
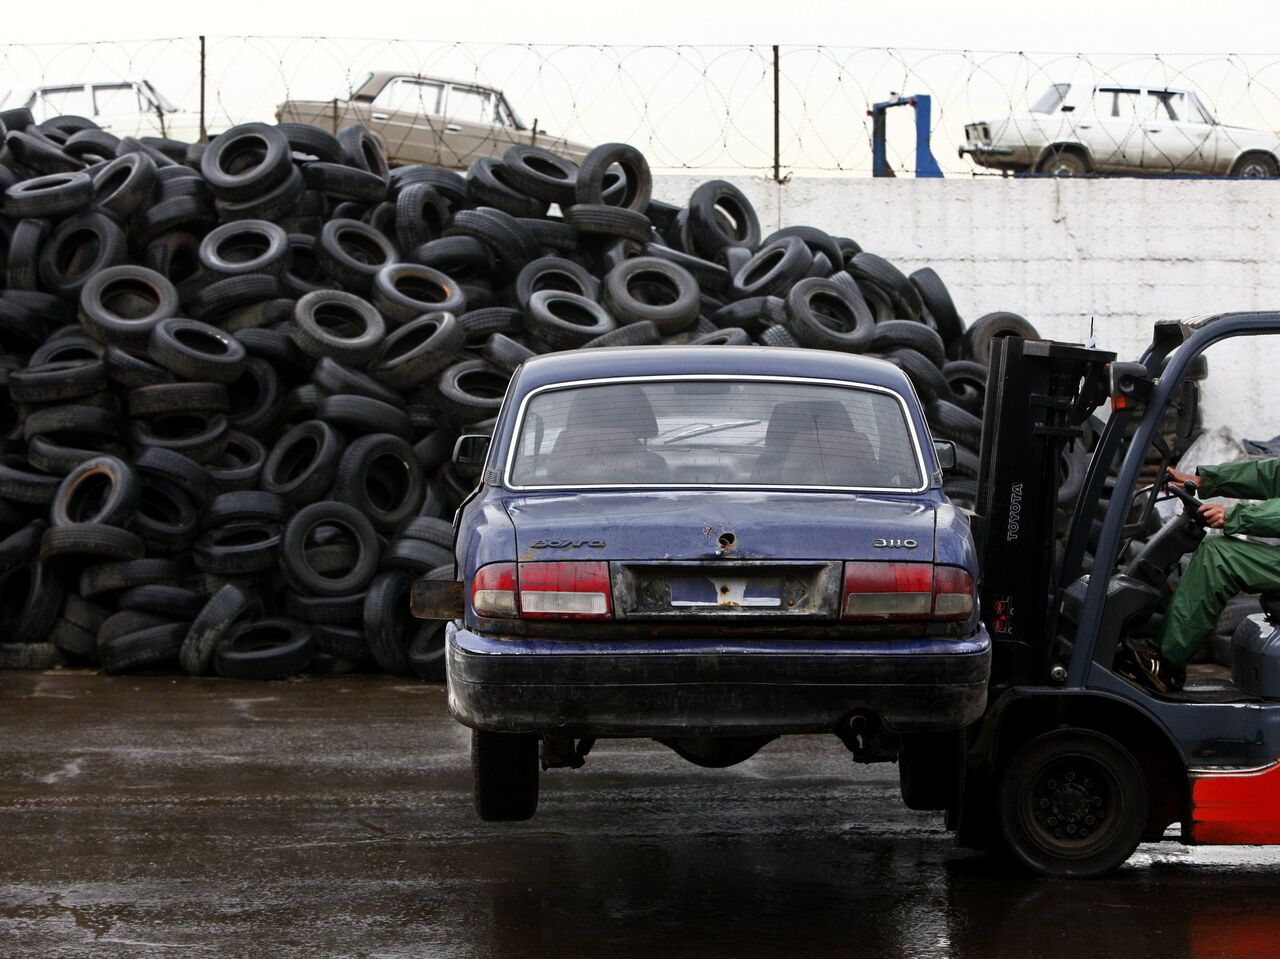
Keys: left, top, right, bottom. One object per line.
{"left": 430, "top": 347, "right": 990, "bottom": 819}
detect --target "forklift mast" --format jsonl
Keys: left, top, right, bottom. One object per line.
{"left": 973, "top": 338, "right": 1113, "bottom": 689}
{"left": 868, "top": 94, "right": 944, "bottom": 178}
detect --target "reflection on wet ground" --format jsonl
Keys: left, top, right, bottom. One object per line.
{"left": 2, "top": 672, "right": 1278, "bottom": 958}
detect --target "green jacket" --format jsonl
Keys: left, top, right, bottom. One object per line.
{"left": 1197, "top": 459, "right": 1280, "bottom": 536}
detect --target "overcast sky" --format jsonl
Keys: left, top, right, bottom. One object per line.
{"left": 3, "top": 0, "right": 1276, "bottom": 51}
{"left": 4, "top": 0, "right": 1278, "bottom": 175}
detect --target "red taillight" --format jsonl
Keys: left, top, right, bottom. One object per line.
{"left": 932, "top": 566, "right": 976, "bottom": 621}
{"left": 518, "top": 561, "right": 612, "bottom": 620}
{"left": 841, "top": 562, "right": 974, "bottom": 622}
{"left": 472, "top": 562, "right": 517, "bottom": 618}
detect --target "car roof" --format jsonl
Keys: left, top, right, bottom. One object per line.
{"left": 363, "top": 70, "right": 500, "bottom": 94}
{"left": 510, "top": 345, "right": 918, "bottom": 395}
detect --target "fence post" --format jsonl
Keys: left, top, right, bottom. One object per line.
{"left": 772, "top": 44, "right": 781, "bottom": 183}
{"left": 198, "top": 35, "right": 207, "bottom": 142}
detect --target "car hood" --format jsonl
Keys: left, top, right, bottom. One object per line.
{"left": 503, "top": 490, "right": 939, "bottom": 563}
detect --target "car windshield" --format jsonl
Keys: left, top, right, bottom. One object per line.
{"left": 1030, "top": 83, "right": 1070, "bottom": 114}
{"left": 143, "top": 81, "right": 178, "bottom": 113}
{"left": 508, "top": 378, "right": 925, "bottom": 490}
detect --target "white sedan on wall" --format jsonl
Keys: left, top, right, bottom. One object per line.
{"left": 961, "top": 83, "right": 1280, "bottom": 177}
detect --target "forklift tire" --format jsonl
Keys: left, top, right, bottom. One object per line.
{"left": 999, "top": 728, "right": 1147, "bottom": 879}
{"left": 472, "top": 729, "right": 539, "bottom": 821}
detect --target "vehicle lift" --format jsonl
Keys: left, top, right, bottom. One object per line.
{"left": 949, "top": 319, "right": 1280, "bottom": 877}
{"left": 869, "top": 93, "right": 943, "bottom": 178}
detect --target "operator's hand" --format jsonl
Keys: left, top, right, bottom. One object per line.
{"left": 1198, "top": 503, "right": 1227, "bottom": 528}
{"left": 1166, "top": 468, "right": 1197, "bottom": 489}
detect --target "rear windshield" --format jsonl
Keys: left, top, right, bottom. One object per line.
{"left": 1030, "top": 83, "right": 1070, "bottom": 114}
{"left": 507, "top": 378, "right": 925, "bottom": 490}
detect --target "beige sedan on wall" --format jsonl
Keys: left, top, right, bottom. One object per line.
{"left": 277, "top": 71, "right": 591, "bottom": 170}
{"left": 961, "top": 82, "right": 1280, "bottom": 177}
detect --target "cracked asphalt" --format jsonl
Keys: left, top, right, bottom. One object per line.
{"left": 2, "top": 670, "right": 1279, "bottom": 959}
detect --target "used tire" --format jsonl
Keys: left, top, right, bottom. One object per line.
{"left": 370, "top": 312, "right": 465, "bottom": 391}
{"left": 51, "top": 455, "right": 138, "bottom": 528}
{"left": 525, "top": 290, "right": 615, "bottom": 348}
{"left": 371, "top": 262, "right": 465, "bottom": 325}
{"left": 281, "top": 501, "right": 379, "bottom": 597}
{"left": 332, "top": 433, "right": 423, "bottom": 531}
{"left": 213, "top": 618, "right": 315, "bottom": 680}
{"left": 261, "top": 420, "right": 345, "bottom": 506}
{"left": 603, "top": 257, "right": 699, "bottom": 333}
{"left": 180, "top": 582, "right": 259, "bottom": 675}
{"left": 291, "top": 289, "right": 386, "bottom": 365}
{"left": 783, "top": 277, "right": 874, "bottom": 352}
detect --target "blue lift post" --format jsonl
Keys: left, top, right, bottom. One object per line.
{"left": 869, "top": 94, "right": 944, "bottom": 178}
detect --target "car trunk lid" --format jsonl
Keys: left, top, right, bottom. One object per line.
{"left": 505, "top": 490, "right": 937, "bottom": 562}
{"left": 504, "top": 490, "right": 939, "bottom": 622}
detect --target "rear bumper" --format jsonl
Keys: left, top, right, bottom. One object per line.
{"left": 445, "top": 624, "right": 992, "bottom": 737}
{"left": 958, "top": 143, "right": 1030, "bottom": 171}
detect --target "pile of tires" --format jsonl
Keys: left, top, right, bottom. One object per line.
{"left": 0, "top": 112, "right": 1029, "bottom": 678}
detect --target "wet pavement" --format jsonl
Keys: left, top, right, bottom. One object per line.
{"left": 2, "top": 671, "right": 1279, "bottom": 959}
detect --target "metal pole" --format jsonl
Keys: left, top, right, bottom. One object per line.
{"left": 198, "top": 35, "right": 207, "bottom": 142}
{"left": 772, "top": 45, "right": 781, "bottom": 183}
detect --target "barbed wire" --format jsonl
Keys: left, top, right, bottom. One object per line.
{"left": 1, "top": 36, "right": 1279, "bottom": 177}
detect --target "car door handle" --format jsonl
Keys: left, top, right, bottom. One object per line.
{"left": 371, "top": 112, "right": 389, "bottom": 121}
{"left": 1146, "top": 127, "right": 1162, "bottom": 133}
{"left": 1078, "top": 123, "right": 1091, "bottom": 129}
{"left": 446, "top": 124, "right": 462, "bottom": 133}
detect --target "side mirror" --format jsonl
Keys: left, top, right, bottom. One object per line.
{"left": 934, "top": 439, "right": 957, "bottom": 471}
{"left": 452, "top": 434, "right": 491, "bottom": 479}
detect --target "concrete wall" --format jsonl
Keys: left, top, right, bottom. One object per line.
{"left": 651, "top": 175, "right": 1280, "bottom": 440}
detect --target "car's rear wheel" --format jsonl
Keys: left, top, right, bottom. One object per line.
{"left": 898, "top": 730, "right": 965, "bottom": 811}
{"left": 1230, "top": 152, "right": 1279, "bottom": 178}
{"left": 472, "top": 729, "right": 540, "bottom": 821}
{"left": 1037, "top": 150, "right": 1089, "bottom": 177}
{"left": 999, "top": 728, "right": 1147, "bottom": 878}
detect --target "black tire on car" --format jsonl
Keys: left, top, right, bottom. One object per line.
{"left": 1230, "top": 152, "right": 1280, "bottom": 178}
{"left": 1037, "top": 148, "right": 1090, "bottom": 177}
{"left": 472, "top": 729, "right": 540, "bottom": 822}
{"left": 898, "top": 731, "right": 966, "bottom": 811}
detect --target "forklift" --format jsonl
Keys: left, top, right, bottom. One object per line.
{"left": 945, "top": 315, "right": 1280, "bottom": 877}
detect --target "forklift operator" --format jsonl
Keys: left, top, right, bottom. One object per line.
{"left": 1132, "top": 460, "right": 1280, "bottom": 693}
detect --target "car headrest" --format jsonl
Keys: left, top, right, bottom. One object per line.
{"left": 564, "top": 385, "right": 659, "bottom": 439}
{"left": 764, "top": 399, "right": 856, "bottom": 446}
